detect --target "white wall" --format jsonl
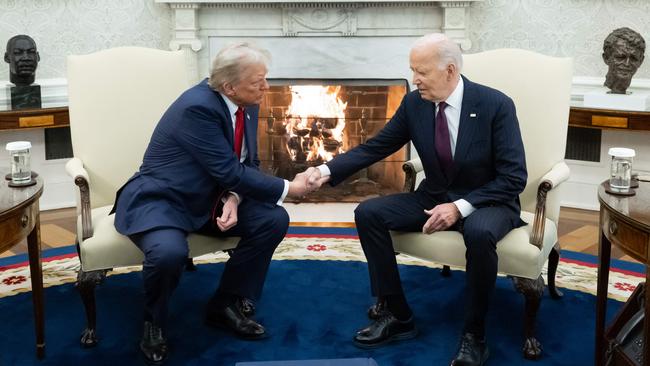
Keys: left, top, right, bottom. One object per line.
{"left": 469, "top": 0, "right": 650, "bottom": 79}
{"left": 0, "top": 2, "right": 172, "bottom": 79}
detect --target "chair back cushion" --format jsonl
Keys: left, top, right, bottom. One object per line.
{"left": 462, "top": 49, "right": 572, "bottom": 223}
{"left": 67, "top": 47, "right": 190, "bottom": 208}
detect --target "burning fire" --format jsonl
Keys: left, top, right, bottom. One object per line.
{"left": 284, "top": 85, "right": 347, "bottom": 162}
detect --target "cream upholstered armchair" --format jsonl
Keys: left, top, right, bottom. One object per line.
{"left": 65, "top": 47, "right": 239, "bottom": 347}
{"left": 390, "top": 49, "right": 573, "bottom": 360}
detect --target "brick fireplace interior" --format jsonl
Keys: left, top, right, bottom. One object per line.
{"left": 257, "top": 79, "right": 409, "bottom": 202}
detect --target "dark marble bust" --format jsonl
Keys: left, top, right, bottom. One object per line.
{"left": 602, "top": 27, "right": 646, "bottom": 94}
{"left": 4, "top": 34, "right": 40, "bottom": 87}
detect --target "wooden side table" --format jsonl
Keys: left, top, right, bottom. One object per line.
{"left": 0, "top": 175, "right": 45, "bottom": 359}
{"left": 595, "top": 180, "right": 650, "bottom": 365}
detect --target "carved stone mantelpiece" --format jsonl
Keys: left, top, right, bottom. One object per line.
{"left": 156, "top": 0, "right": 480, "bottom": 81}
{"left": 158, "top": 1, "right": 477, "bottom": 40}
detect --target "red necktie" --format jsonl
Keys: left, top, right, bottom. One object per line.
{"left": 234, "top": 107, "right": 245, "bottom": 158}
{"left": 435, "top": 101, "right": 453, "bottom": 176}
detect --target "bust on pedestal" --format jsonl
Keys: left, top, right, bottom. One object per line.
{"left": 4, "top": 34, "right": 41, "bottom": 110}
{"left": 584, "top": 27, "right": 648, "bottom": 111}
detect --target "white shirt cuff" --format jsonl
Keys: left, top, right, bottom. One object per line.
{"left": 277, "top": 179, "right": 290, "bottom": 206}
{"left": 226, "top": 191, "right": 241, "bottom": 205}
{"left": 453, "top": 199, "right": 476, "bottom": 218}
{"left": 317, "top": 164, "right": 331, "bottom": 177}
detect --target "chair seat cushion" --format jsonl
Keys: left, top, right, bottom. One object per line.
{"left": 77, "top": 205, "right": 239, "bottom": 272}
{"left": 390, "top": 211, "right": 557, "bottom": 280}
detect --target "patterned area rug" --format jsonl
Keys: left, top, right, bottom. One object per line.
{"left": 0, "top": 228, "right": 643, "bottom": 302}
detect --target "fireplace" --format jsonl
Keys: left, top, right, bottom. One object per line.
{"left": 258, "top": 79, "right": 409, "bottom": 202}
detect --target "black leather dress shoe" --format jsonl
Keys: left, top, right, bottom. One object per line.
{"left": 367, "top": 299, "right": 387, "bottom": 320}
{"left": 353, "top": 312, "right": 417, "bottom": 349}
{"left": 450, "top": 333, "right": 489, "bottom": 366}
{"left": 205, "top": 303, "right": 267, "bottom": 340}
{"left": 140, "top": 321, "right": 168, "bottom": 365}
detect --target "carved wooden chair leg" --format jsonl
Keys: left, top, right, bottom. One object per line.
{"left": 547, "top": 242, "right": 563, "bottom": 299}
{"left": 185, "top": 257, "right": 197, "bottom": 271}
{"left": 441, "top": 265, "right": 452, "bottom": 277}
{"left": 512, "top": 275, "right": 544, "bottom": 360}
{"left": 75, "top": 269, "right": 106, "bottom": 348}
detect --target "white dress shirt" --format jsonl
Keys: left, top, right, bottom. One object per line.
{"left": 221, "top": 94, "right": 289, "bottom": 206}
{"left": 318, "top": 76, "right": 476, "bottom": 218}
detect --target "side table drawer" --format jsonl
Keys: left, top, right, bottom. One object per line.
{"left": 602, "top": 209, "right": 649, "bottom": 262}
{"left": 0, "top": 205, "right": 37, "bottom": 251}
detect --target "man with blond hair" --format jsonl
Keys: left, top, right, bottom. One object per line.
{"left": 113, "top": 42, "right": 312, "bottom": 364}
{"left": 307, "top": 34, "right": 527, "bottom": 366}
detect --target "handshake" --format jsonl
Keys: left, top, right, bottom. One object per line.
{"left": 287, "top": 167, "right": 330, "bottom": 198}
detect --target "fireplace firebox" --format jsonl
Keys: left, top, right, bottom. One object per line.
{"left": 257, "top": 79, "right": 409, "bottom": 202}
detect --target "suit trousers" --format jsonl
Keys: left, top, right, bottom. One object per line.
{"left": 129, "top": 198, "right": 289, "bottom": 329}
{"left": 354, "top": 190, "right": 518, "bottom": 337}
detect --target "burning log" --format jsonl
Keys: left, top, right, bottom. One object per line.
{"left": 294, "top": 128, "right": 310, "bottom": 137}
{"left": 309, "top": 121, "right": 321, "bottom": 138}
{"left": 323, "top": 138, "right": 341, "bottom": 152}
{"left": 287, "top": 136, "right": 302, "bottom": 151}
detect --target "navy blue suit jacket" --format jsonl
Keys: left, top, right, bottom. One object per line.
{"left": 114, "top": 79, "right": 285, "bottom": 236}
{"left": 327, "top": 76, "right": 527, "bottom": 218}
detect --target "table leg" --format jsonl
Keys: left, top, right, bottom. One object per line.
{"left": 27, "top": 210, "right": 45, "bottom": 359}
{"left": 595, "top": 229, "right": 611, "bottom": 366}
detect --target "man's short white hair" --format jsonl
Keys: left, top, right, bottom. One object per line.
{"left": 412, "top": 33, "right": 463, "bottom": 72}
{"left": 208, "top": 42, "right": 271, "bottom": 92}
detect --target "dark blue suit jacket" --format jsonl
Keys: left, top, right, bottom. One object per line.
{"left": 114, "top": 79, "right": 285, "bottom": 236}
{"left": 327, "top": 76, "right": 527, "bottom": 217}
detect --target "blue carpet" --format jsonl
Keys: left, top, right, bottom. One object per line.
{"left": 0, "top": 259, "right": 622, "bottom": 366}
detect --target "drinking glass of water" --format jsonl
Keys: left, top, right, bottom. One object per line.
{"left": 608, "top": 147, "right": 635, "bottom": 194}
{"left": 6, "top": 141, "right": 32, "bottom": 185}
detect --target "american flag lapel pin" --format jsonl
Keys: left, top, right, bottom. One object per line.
{"left": 469, "top": 113, "right": 477, "bottom": 118}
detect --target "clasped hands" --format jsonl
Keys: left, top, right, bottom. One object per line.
{"left": 217, "top": 167, "right": 329, "bottom": 232}
{"left": 287, "top": 166, "right": 460, "bottom": 233}
{"left": 287, "top": 167, "right": 330, "bottom": 198}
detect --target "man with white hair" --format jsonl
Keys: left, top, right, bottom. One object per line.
{"left": 307, "top": 33, "right": 527, "bottom": 366}
{"left": 112, "top": 42, "right": 312, "bottom": 364}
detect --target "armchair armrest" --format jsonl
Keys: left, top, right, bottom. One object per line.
{"left": 540, "top": 161, "right": 570, "bottom": 189}
{"left": 530, "top": 162, "right": 570, "bottom": 248}
{"left": 65, "top": 157, "right": 90, "bottom": 182}
{"left": 402, "top": 158, "right": 423, "bottom": 192}
{"left": 65, "top": 157, "right": 93, "bottom": 240}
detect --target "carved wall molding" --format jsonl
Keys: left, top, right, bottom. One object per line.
{"left": 282, "top": 7, "right": 358, "bottom": 36}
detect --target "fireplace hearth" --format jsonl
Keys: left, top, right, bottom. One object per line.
{"left": 258, "top": 79, "right": 409, "bottom": 202}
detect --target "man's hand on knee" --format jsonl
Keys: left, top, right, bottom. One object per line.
{"left": 422, "top": 203, "right": 460, "bottom": 234}
{"left": 216, "top": 194, "right": 239, "bottom": 232}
